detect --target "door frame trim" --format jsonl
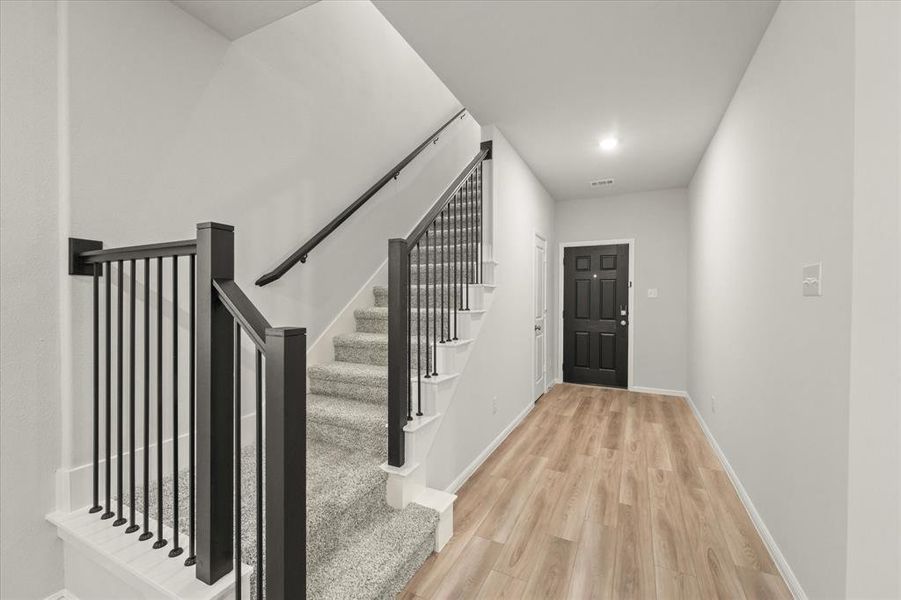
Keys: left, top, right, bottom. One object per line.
{"left": 533, "top": 230, "right": 549, "bottom": 399}
{"left": 557, "top": 238, "right": 635, "bottom": 389}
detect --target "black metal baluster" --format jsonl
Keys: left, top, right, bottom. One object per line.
{"left": 115, "top": 261, "right": 126, "bottom": 527}
{"left": 473, "top": 172, "right": 478, "bottom": 285}
{"left": 154, "top": 257, "right": 168, "bottom": 550}
{"left": 440, "top": 210, "right": 446, "bottom": 344}
{"left": 431, "top": 223, "right": 438, "bottom": 376}
{"left": 103, "top": 262, "right": 114, "bottom": 520}
{"left": 170, "top": 257, "right": 183, "bottom": 558}
{"left": 234, "top": 322, "right": 242, "bottom": 600}
{"left": 186, "top": 255, "right": 196, "bottom": 565}
{"left": 127, "top": 260, "right": 139, "bottom": 533}
{"left": 91, "top": 264, "right": 102, "bottom": 514}
{"left": 453, "top": 193, "right": 459, "bottom": 340}
{"left": 407, "top": 251, "right": 413, "bottom": 422}
{"left": 423, "top": 230, "right": 430, "bottom": 385}
{"left": 416, "top": 241, "right": 422, "bottom": 416}
{"left": 468, "top": 174, "right": 474, "bottom": 309}
{"left": 474, "top": 171, "right": 479, "bottom": 286}
{"left": 464, "top": 178, "right": 470, "bottom": 311}
{"left": 255, "top": 348, "right": 263, "bottom": 600}
{"left": 141, "top": 258, "right": 153, "bottom": 541}
{"left": 476, "top": 163, "right": 485, "bottom": 284}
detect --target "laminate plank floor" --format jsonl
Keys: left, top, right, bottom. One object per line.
{"left": 400, "top": 384, "right": 793, "bottom": 599}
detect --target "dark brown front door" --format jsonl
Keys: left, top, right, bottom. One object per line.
{"left": 563, "top": 244, "right": 629, "bottom": 387}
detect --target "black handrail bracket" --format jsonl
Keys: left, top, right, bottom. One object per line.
{"left": 69, "top": 238, "right": 103, "bottom": 275}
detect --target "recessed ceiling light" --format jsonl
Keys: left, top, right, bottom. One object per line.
{"left": 599, "top": 136, "right": 619, "bottom": 152}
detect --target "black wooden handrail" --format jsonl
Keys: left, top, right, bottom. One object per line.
{"left": 212, "top": 279, "right": 270, "bottom": 349}
{"left": 255, "top": 107, "right": 467, "bottom": 286}
{"left": 77, "top": 239, "right": 197, "bottom": 264}
{"left": 405, "top": 147, "right": 489, "bottom": 247}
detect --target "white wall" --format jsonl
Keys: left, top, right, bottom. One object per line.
{"left": 687, "top": 2, "right": 854, "bottom": 597}
{"left": 60, "top": 0, "right": 479, "bottom": 482}
{"left": 426, "top": 126, "right": 556, "bottom": 490}
{"left": 845, "top": 2, "right": 901, "bottom": 597}
{"left": 0, "top": 1, "right": 65, "bottom": 597}
{"left": 555, "top": 188, "right": 689, "bottom": 391}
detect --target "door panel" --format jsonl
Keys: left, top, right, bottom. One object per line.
{"left": 563, "top": 244, "right": 629, "bottom": 387}
{"left": 533, "top": 235, "right": 548, "bottom": 400}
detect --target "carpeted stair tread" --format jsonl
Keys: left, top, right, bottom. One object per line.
{"left": 308, "top": 361, "right": 389, "bottom": 403}
{"left": 333, "top": 332, "right": 433, "bottom": 367}
{"left": 308, "top": 501, "right": 438, "bottom": 600}
{"left": 307, "top": 438, "right": 388, "bottom": 563}
{"left": 333, "top": 331, "right": 389, "bottom": 349}
{"left": 307, "top": 393, "right": 386, "bottom": 437}
{"left": 308, "top": 361, "right": 388, "bottom": 387}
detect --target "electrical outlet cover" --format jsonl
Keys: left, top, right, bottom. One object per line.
{"left": 802, "top": 263, "right": 822, "bottom": 297}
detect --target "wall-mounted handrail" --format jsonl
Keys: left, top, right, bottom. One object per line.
{"left": 255, "top": 107, "right": 467, "bottom": 287}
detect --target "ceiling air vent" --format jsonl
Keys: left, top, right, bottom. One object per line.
{"left": 590, "top": 178, "right": 615, "bottom": 188}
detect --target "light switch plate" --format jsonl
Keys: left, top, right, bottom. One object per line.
{"left": 647, "top": 288, "right": 658, "bottom": 298}
{"left": 802, "top": 263, "right": 822, "bottom": 297}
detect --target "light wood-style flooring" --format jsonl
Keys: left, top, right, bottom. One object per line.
{"left": 399, "top": 384, "right": 793, "bottom": 600}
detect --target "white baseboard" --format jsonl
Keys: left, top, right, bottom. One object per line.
{"left": 444, "top": 400, "right": 535, "bottom": 494}
{"left": 630, "top": 385, "right": 688, "bottom": 397}
{"left": 683, "top": 393, "right": 807, "bottom": 600}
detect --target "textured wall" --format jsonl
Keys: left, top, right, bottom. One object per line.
{"left": 0, "top": 1, "right": 65, "bottom": 597}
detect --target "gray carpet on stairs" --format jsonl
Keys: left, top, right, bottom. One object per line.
{"left": 133, "top": 280, "right": 449, "bottom": 599}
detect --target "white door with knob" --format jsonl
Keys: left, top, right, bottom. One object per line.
{"left": 533, "top": 233, "right": 547, "bottom": 400}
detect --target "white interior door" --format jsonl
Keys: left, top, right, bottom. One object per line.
{"left": 533, "top": 233, "right": 548, "bottom": 400}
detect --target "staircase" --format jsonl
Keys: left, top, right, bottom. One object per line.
{"left": 51, "top": 117, "right": 492, "bottom": 599}
{"left": 303, "top": 284, "right": 445, "bottom": 599}
{"left": 301, "top": 146, "right": 495, "bottom": 598}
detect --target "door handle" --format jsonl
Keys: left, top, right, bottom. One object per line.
{"left": 534, "top": 324, "right": 542, "bottom": 332}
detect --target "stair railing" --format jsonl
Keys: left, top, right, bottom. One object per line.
{"left": 69, "top": 222, "right": 306, "bottom": 599}
{"left": 386, "top": 141, "right": 492, "bottom": 467}
{"left": 256, "top": 108, "right": 467, "bottom": 286}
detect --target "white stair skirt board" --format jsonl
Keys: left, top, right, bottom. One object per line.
{"left": 683, "top": 393, "right": 808, "bottom": 600}
{"left": 382, "top": 263, "right": 496, "bottom": 505}
{"left": 47, "top": 507, "right": 250, "bottom": 600}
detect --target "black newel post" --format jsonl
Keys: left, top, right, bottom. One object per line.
{"left": 195, "top": 222, "right": 235, "bottom": 584}
{"left": 265, "top": 326, "right": 307, "bottom": 599}
{"left": 387, "top": 239, "right": 410, "bottom": 467}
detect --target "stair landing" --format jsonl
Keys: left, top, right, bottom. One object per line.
{"left": 47, "top": 507, "right": 251, "bottom": 600}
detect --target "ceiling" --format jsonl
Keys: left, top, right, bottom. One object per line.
{"left": 171, "top": 0, "right": 318, "bottom": 40}
{"left": 374, "top": 0, "right": 778, "bottom": 200}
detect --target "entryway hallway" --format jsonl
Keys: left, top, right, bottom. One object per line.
{"left": 400, "top": 384, "right": 792, "bottom": 599}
